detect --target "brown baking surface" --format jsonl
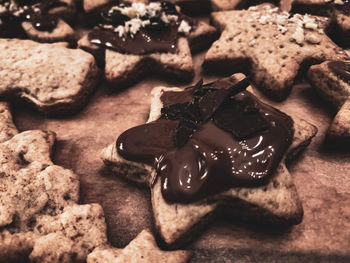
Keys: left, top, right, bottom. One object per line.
{"left": 11, "top": 49, "right": 350, "bottom": 262}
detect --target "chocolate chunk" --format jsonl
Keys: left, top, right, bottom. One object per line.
{"left": 161, "top": 102, "right": 190, "bottom": 120}
{"left": 163, "top": 77, "right": 250, "bottom": 147}
{"left": 161, "top": 1, "right": 178, "bottom": 15}
{"left": 174, "top": 118, "right": 197, "bottom": 148}
{"left": 147, "top": 16, "right": 168, "bottom": 30}
{"left": 101, "top": 9, "right": 130, "bottom": 26}
{"left": 198, "top": 77, "right": 251, "bottom": 122}
{"left": 214, "top": 97, "right": 269, "bottom": 140}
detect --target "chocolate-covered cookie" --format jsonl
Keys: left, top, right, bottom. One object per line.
{"left": 0, "top": 0, "right": 76, "bottom": 43}
{"left": 78, "top": 1, "right": 216, "bottom": 87}
{"left": 101, "top": 73, "right": 318, "bottom": 246}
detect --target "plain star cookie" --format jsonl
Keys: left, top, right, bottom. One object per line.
{"left": 203, "top": 4, "right": 348, "bottom": 101}
{"left": 101, "top": 73, "right": 317, "bottom": 246}
{"left": 0, "top": 0, "right": 76, "bottom": 43}
{"left": 87, "top": 229, "right": 192, "bottom": 263}
{"left": 0, "top": 102, "right": 108, "bottom": 262}
{"left": 308, "top": 60, "right": 350, "bottom": 148}
{"left": 0, "top": 39, "right": 100, "bottom": 116}
{"left": 78, "top": 1, "right": 217, "bottom": 87}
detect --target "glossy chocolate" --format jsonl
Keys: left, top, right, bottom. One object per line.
{"left": 328, "top": 61, "right": 350, "bottom": 83}
{"left": 117, "top": 78, "right": 294, "bottom": 203}
{"left": 0, "top": 0, "right": 66, "bottom": 37}
{"left": 89, "top": 25, "right": 178, "bottom": 55}
{"left": 87, "top": 2, "right": 194, "bottom": 54}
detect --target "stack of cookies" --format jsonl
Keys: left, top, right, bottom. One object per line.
{"left": 0, "top": 0, "right": 349, "bottom": 262}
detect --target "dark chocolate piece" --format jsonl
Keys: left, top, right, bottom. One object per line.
{"left": 328, "top": 60, "right": 350, "bottom": 83}
{"left": 117, "top": 77, "right": 294, "bottom": 203}
{"left": 161, "top": 77, "right": 251, "bottom": 147}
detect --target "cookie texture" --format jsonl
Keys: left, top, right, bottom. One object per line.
{"left": 21, "top": 19, "right": 75, "bottom": 44}
{"left": 101, "top": 73, "right": 318, "bottom": 246}
{"left": 211, "top": 0, "right": 280, "bottom": 11}
{"left": 292, "top": 0, "right": 350, "bottom": 48}
{"left": 87, "top": 229, "right": 191, "bottom": 263}
{"left": 0, "top": 39, "right": 100, "bottom": 115}
{"left": 308, "top": 60, "right": 350, "bottom": 148}
{"left": 203, "top": 4, "right": 348, "bottom": 101}
{"left": 103, "top": 37, "right": 194, "bottom": 86}
{"left": 0, "top": 102, "right": 108, "bottom": 262}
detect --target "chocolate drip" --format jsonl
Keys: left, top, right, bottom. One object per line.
{"left": 0, "top": 0, "right": 67, "bottom": 37}
{"left": 117, "top": 78, "right": 294, "bottom": 203}
{"left": 328, "top": 61, "right": 350, "bottom": 83}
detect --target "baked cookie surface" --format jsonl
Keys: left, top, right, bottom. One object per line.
{"left": 203, "top": 4, "right": 348, "bottom": 101}
{"left": 87, "top": 229, "right": 191, "bottom": 263}
{"left": 0, "top": 102, "right": 108, "bottom": 262}
{"left": 0, "top": 39, "right": 100, "bottom": 116}
{"left": 308, "top": 60, "right": 350, "bottom": 147}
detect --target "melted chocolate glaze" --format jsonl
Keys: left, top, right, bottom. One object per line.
{"left": 89, "top": 24, "right": 178, "bottom": 55}
{"left": 328, "top": 61, "right": 350, "bottom": 83}
{"left": 87, "top": 2, "right": 195, "bottom": 54}
{"left": 0, "top": 0, "right": 66, "bottom": 37}
{"left": 117, "top": 78, "right": 294, "bottom": 203}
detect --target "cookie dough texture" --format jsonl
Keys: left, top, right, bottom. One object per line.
{"left": 87, "top": 229, "right": 191, "bottom": 263}
{"left": 101, "top": 73, "right": 318, "bottom": 246}
{"left": 292, "top": 0, "right": 350, "bottom": 48}
{"left": 0, "top": 39, "right": 100, "bottom": 115}
{"left": 21, "top": 19, "right": 75, "bottom": 44}
{"left": 104, "top": 37, "right": 194, "bottom": 86}
{"left": 203, "top": 4, "right": 347, "bottom": 101}
{"left": 0, "top": 102, "right": 108, "bottom": 262}
{"left": 210, "top": 0, "right": 280, "bottom": 11}
{"left": 308, "top": 60, "right": 350, "bottom": 147}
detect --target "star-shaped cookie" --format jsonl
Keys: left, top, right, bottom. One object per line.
{"left": 101, "top": 73, "right": 318, "bottom": 246}
{"left": 308, "top": 60, "right": 350, "bottom": 148}
{"left": 0, "top": 38, "right": 100, "bottom": 116}
{"left": 78, "top": 1, "right": 217, "bottom": 87}
{"left": 87, "top": 229, "right": 191, "bottom": 263}
{"left": 0, "top": 102, "right": 108, "bottom": 262}
{"left": 203, "top": 4, "right": 348, "bottom": 101}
